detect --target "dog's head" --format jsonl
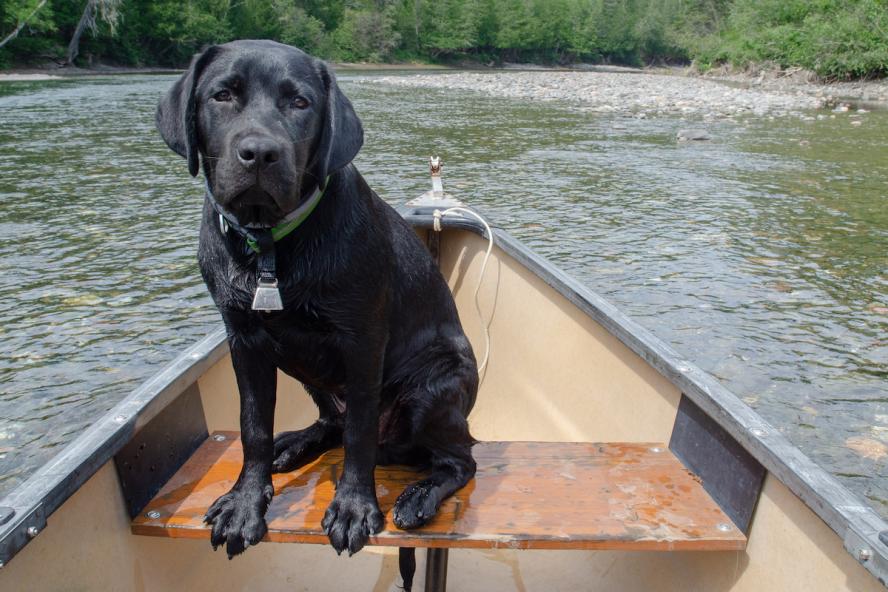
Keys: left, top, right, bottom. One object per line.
{"left": 156, "top": 40, "right": 363, "bottom": 227}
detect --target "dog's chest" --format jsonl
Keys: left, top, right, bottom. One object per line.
{"left": 259, "top": 304, "right": 349, "bottom": 390}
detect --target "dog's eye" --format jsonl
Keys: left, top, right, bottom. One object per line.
{"left": 212, "top": 90, "right": 232, "bottom": 102}
{"left": 289, "top": 96, "right": 310, "bottom": 110}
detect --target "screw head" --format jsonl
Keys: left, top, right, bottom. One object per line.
{"left": 716, "top": 523, "right": 732, "bottom": 532}
{"left": 146, "top": 510, "right": 161, "bottom": 520}
{"left": 212, "top": 434, "right": 226, "bottom": 442}
{"left": 26, "top": 526, "right": 39, "bottom": 538}
{"left": 113, "top": 415, "right": 127, "bottom": 424}
{"left": 859, "top": 548, "right": 873, "bottom": 562}
{"left": 750, "top": 428, "right": 766, "bottom": 437}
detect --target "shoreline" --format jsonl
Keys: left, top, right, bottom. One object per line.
{"left": 692, "top": 65, "right": 888, "bottom": 107}
{"left": 2, "top": 62, "right": 885, "bottom": 108}
{"left": 0, "top": 61, "right": 448, "bottom": 82}
{"left": 368, "top": 70, "right": 826, "bottom": 118}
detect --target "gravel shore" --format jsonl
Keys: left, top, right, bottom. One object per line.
{"left": 0, "top": 73, "right": 62, "bottom": 81}
{"left": 369, "top": 70, "right": 828, "bottom": 118}
{"left": 697, "top": 66, "right": 888, "bottom": 106}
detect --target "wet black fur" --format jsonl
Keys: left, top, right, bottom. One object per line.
{"left": 156, "top": 40, "right": 478, "bottom": 567}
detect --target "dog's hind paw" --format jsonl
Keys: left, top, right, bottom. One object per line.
{"left": 392, "top": 480, "right": 440, "bottom": 530}
{"left": 271, "top": 422, "right": 340, "bottom": 473}
{"left": 321, "top": 484, "right": 384, "bottom": 556}
{"left": 204, "top": 482, "right": 273, "bottom": 558}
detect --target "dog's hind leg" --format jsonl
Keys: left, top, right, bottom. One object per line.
{"left": 392, "top": 406, "right": 477, "bottom": 530}
{"left": 272, "top": 387, "right": 344, "bottom": 473}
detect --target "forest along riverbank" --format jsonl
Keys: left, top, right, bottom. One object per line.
{"left": 372, "top": 71, "right": 829, "bottom": 118}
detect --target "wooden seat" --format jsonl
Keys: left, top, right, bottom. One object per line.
{"left": 132, "top": 431, "right": 745, "bottom": 552}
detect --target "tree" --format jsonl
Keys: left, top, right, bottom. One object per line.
{"left": 66, "top": 0, "right": 121, "bottom": 65}
{"left": 0, "top": 0, "right": 50, "bottom": 50}
{"left": 334, "top": 4, "right": 401, "bottom": 61}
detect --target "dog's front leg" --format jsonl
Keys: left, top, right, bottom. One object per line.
{"left": 321, "top": 343, "right": 385, "bottom": 555}
{"left": 205, "top": 332, "right": 277, "bottom": 558}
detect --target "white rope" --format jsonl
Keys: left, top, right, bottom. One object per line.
{"left": 433, "top": 208, "right": 494, "bottom": 381}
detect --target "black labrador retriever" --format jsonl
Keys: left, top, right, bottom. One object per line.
{"left": 156, "top": 39, "right": 478, "bottom": 567}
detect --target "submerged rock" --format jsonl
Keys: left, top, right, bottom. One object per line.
{"left": 677, "top": 129, "right": 711, "bottom": 141}
{"left": 846, "top": 436, "right": 888, "bottom": 461}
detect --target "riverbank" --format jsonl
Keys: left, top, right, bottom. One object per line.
{"left": 0, "top": 65, "right": 178, "bottom": 82}
{"left": 695, "top": 65, "right": 888, "bottom": 107}
{"left": 370, "top": 69, "right": 830, "bottom": 118}
{"left": 4, "top": 61, "right": 885, "bottom": 115}
{"left": 0, "top": 61, "right": 446, "bottom": 82}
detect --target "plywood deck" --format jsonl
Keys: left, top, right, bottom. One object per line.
{"left": 131, "top": 432, "right": 746, "bottom": 551}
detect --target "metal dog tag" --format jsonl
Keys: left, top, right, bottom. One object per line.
{"left": 251, "top": 279, "right": 283, "bottom": 311}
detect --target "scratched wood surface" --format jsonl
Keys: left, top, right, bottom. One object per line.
{"left": 131, "top": 432, "right": 746, "bottom": 550}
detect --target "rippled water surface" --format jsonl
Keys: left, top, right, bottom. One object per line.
{"left": 0, "top": 73, "right": 886, "bottom": 517}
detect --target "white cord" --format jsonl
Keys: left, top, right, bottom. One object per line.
{"left": 433, "top": 207, "right": 494, "bottom": 380}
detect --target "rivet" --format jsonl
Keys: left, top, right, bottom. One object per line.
{"left": 212, "top": 434, "right": 226, "bottom": 442}
{"left": 716, "top": 523, "right": 732, "bottom": 532}
{"left": 146, "top": 510, "right": 161, "bottom": 520}
{"left": 190, "top": 352, "right": 201, "bottom": 359}
{"left": 750, "top": 428, "right": 766, "bottom": 437}
{"left": 26, "top": 526, "right": 39, "bottom": 538}
{"left": 113, "top": 415, "right": 127, "bottom": 423}
{"left": 649, "top": 447, "right": 663, "bottom": 453}
{"left": 859, "top": 548, "right": 872, "bottom": 562}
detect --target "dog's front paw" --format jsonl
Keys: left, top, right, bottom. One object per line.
{"left": 321, "top": 484, "right": 384, "bottom": 556}
{"left": 204, "top": 482, "right": 273, "bottom": 558}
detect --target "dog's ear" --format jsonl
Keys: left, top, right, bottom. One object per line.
{"left": 313, "top": 61, "right": 363, "bottom": 189}
{"left": 156, "top": 46, "right": 222, "bottom": 177}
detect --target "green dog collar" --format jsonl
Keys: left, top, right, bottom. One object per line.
{"left": 208, "top": 177, "right": 329, "bottom": 254}
{"left": 244, "top": 184, "right": 327, "bottom": 253}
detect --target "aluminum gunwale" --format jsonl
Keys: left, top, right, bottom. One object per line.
{"left": 0, "top": 207, "right": 885, "bottom": 586}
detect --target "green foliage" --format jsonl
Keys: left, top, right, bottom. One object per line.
{"left": 1, "top": 0, "right": 56, "bottom": 37}
{"left": 0, "top": 0, "right": 59, "bottom": 64}
{"left": 275, "top": 3, "right": 333, "bottom": 56}
{"left": 0, "top": 0, "right": 885, "bottom": 78}
{"left": 332, "top": 3, "right": 401, "bottom": 62}
{"left": 696, "top": 0, "right": 888, "bottom": 78}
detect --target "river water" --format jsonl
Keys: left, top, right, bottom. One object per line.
{"left": 0, "top": 72, "right": 886, "bottom": 518}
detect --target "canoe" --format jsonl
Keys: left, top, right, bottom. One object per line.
{"left": 1, "top": 165, "right": 886, "bottom": 591}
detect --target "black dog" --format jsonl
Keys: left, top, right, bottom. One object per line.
{"left": 156, "top": 39, "right": 478, "bottom": 566}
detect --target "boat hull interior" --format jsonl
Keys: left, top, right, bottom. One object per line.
{"left": 1, "top": 225, "right": 883, "bottom": 591}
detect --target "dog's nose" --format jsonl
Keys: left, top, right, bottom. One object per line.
{"left": 236, "top": 136, "right": 281, "bottom": 169}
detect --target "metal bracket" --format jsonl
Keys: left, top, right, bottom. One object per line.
{"left": 669, "top": 395, "right": 766, "bottom": 534}
{"left": 114, "top": 384, "right": 208, "bottom": 518}
{"left": 404, "top": 155, "right": 464, "bottom": 210}
{"left": 845, "top": 527, "right": 888, "bottom": 586}
{"left": 0, "top": 503, "right": 45, "bottom": 567}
